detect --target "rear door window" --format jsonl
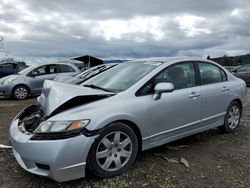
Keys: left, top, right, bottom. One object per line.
{"left": 58, "top": 64, "right": 75, "bottom": 73}
{"left": 198, "top": 62, "right": 227, "bottom": 85}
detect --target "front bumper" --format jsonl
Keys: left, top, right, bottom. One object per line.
{"left": 9, "top": 117, "right": 96, "bottom": 182}
{"left": 0, "top": 84, "right": 13, "bottom": 96}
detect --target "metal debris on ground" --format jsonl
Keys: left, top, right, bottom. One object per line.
{"left": 180, "top": 157, "right": 190, "bottom": 169}
{"left": 164, "top": 145, "right": 190, "bottom": 151}
{"left": 163, "top": 157, "right": 179, "bottom": 163}
{"left": 0, "top": 144, "right": 12, "bottom": 149}
{"left": 154, "top": 153, "right": 190, "bottom": 169}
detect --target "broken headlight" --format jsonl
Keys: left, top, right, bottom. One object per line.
{"left": 33, "top": 119, "right": 90, "bottom": 134}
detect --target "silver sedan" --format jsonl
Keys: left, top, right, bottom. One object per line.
{"left": 0, "top": 62, "right": 80, "bottom": 99}
{"left": 9, "top": 57, "right": 247, "bottom": 182}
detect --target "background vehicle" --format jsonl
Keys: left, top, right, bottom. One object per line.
{"left": 54, "top": 63, "right": 118, "bottom": 84}
{"left": 0, "top": 62, "right": 28, "bottom": 78}
{"left": 0, "top": 62, "right": 80, "bottom": 99}
{"left": 223, "top": 66, "right": 237, "bottom": 73}
{"left": 233, "top": 65, "right": 250, "bottom": 85}
{"left": 10, "top": 58, "right": 247, "bottom": 182}
{"left": 60, "top": 59, "right": 85, "bottom": 71}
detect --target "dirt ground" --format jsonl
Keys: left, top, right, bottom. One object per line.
{"left": 0, "top": 91, "right": 250, "bottom": 188}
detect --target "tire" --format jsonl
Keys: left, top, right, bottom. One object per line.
{"left": 220, "top": 101, "right": 242, "bottom": 133}
{"left": 87, "top": 122, "right": 138, "bottom": 178}
{"left": 12, "top": 85, "right": 29, "bottom": 100}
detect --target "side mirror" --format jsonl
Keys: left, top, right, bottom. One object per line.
{"left": 153, "top": 82, "right": 174, "bottom": 100}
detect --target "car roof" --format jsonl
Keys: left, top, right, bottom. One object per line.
{"left": 126, "top": 57, "right": 208, "bottom": 63}
{"left": 0, "top": 62, "right": 18, "bottom": 65}
{"left": 30, "top": 61, "right": 75, "bottom": 67}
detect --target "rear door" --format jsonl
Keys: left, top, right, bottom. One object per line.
{"left": 197, "top": 61, "right": 231, "bottom": 127}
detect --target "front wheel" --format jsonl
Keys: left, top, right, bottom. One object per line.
{"left": 87, "top": 122, "right": 138, "bottom": 178}
{"left": 220, "top": 101, "right": 242, "bottom": 133}
{"left": 12, "top": 85, "right": 29, "bottom": 100}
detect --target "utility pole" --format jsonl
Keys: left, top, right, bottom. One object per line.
{"left": 0, "top": 36, "right": 8, "bottom": 61}
{"left": 88, "top": 55, "right": 91, "bottom": 69}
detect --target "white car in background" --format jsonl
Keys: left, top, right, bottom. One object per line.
{"left": 0, "top": 62, "right": 80, "bottom": 99}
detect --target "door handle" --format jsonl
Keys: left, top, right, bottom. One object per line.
{"left": 189, "top": 92, "right": 200, "bottom": 98}
{"left": 222, "top": 86, "right": 230, "bottom": 92}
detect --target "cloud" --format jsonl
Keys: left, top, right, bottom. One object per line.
{"left": 0, "top": 0, "right": 250, "bottom": 61}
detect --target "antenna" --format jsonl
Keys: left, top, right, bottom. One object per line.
{"left": 0, "top": 36, "right": 8, "bottom": 60}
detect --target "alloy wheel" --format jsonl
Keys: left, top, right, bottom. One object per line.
{"left": 14, "top": 87, "right": 28, "bottom": 99}
{"left": 228, "top": 105, "right": 240, "bottom": 129}
{"left": 96, "top": 131, "right": 133, "bottom": 171}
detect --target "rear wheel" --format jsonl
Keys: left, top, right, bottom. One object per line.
{"left": 87, "top": 122, "right": 138, "bottom": 178}
{"left": 220, "top": 101, "right": 242, "bottom": 133}
{"left": 12, "top": 85, "right": 29, "bottom": 100}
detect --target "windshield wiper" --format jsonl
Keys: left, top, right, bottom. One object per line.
{"left": 83, "top": 84, "right": 113, "bottom": 92}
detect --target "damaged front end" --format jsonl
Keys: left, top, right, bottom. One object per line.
{"left": 16, "top": 104, "right": 96, "bottom": 140}
{"left": 10, "top": 105, "right": 96, "bottom": 182}
{"left": 17, "top": 105, "right": 47, "bottom": 134}
{"left": 15, "top": 80, "right": 115, "bottom": 140}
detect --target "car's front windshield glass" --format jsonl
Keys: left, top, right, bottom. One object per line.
{"left": 75, "top": 65, "right": 106, "bottom": 78}
{"left": 18, "top": 65, "right": 33, "bottom": 75}
{"left": 82, "top": 61, "right": 160, "bottom": 92}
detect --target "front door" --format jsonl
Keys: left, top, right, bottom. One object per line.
{"left": 135, "top": 62, "right": 201, "bottom": 147}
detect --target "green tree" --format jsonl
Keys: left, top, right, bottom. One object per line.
{"left": 220, "top": 55, "right": 233, "bottom": 66}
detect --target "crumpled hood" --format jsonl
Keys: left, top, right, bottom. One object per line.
{"left": 37, "top": 80, "right": 115, "bottom": 116}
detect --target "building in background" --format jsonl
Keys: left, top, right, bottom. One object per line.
{"left": 71, "top": 55, "right": 103, "bottom": 70}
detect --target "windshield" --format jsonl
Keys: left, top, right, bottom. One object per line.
{"left": 82, "top": 61, "right": 159, "bottom": 92}
{"left": 18, "top": 65, "right": 33, "bottom": 75}
{"left": 75, "top": 65, "right": 107, "bottom": 79}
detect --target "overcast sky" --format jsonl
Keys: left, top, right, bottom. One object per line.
{"left": 0, "top": 0, "right": 250, "bottom": 61}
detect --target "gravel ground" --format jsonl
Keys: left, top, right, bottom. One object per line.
{"left": 0, "top": 91, "right": 250, "bottom": 188}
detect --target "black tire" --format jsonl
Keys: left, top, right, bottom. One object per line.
{"left": 220, "top": 101, "right": 242, "bottom": 133}
{"left": 87, "top": 122, "right": 138, "bottom": 178}
{"left": 12, "top": 85, "right": 29, "bottom": 100}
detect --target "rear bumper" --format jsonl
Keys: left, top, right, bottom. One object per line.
{"left": 9, "top": 118, "right": 96, "bottom": 182}
{"left": 0, "top": 84, "right": 13, "bottom": 96}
